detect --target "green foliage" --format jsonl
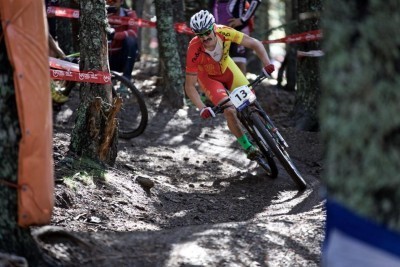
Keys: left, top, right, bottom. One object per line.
{"left": 64, "top": 171, "right": 96, "bottom": 190}
{"left": 321, "top": 0, "right": 400, "bottom": 230}
{"left": 61, "top": 156, "right": 106, "bottom": 190}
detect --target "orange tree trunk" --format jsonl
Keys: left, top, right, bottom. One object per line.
{"left": 0, "top": 26, "right": 50, "bottom": 267}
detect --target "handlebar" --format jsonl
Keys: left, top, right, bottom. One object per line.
{"left": 248, "top": 72, "right": 268, "bottom": 88}
{"left": 211, "top": 72, "right": 268, "bottom": 115}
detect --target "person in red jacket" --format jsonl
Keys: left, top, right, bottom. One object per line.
{"left": 107, "top": 0, "right": 139, "bottom": 80}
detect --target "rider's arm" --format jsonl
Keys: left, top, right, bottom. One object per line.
{"left": 240, "top": 34, "right": 271, "bottom": 66}
{"left": 185, "top": 73, "right": 205, "bottom": 110}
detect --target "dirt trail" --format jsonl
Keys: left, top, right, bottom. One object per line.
{"left": 38, "top": 73, "right": 325, "bottom": 267}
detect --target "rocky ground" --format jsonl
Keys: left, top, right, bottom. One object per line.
{"left": 35, "top": 65, "right": 326, "bottom": 267}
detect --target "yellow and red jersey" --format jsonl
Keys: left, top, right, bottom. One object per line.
{"left": 186, "top": 25, "right": 244, "bottom": 76}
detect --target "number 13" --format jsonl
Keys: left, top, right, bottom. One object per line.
{"left": 234, "top": 89, "right": 248, "bottom": 101}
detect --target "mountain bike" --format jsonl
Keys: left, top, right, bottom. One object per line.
{"left": 212, "top": 73, "right": 307, "bottom": 190}
{"left": 51, "top": 56, "right": 148, "bottom": 139}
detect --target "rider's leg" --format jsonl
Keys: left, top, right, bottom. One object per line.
{"left": 223, "top": 106, "right": 259, "bottom": 160}
{"left": 223, "top": 106, "right": 245, "bottom": 139}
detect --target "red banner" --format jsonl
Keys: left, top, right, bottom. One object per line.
{"left": 49, "top": 57, "right": 111, "bottom": 84}
{"left": 47, "top": 6, "right": 79, "bottom": 19}
{"left": 50, "top": 69, "right": 111, "bottom": 84}
{"left": 263, "top": 30, "right": 322, "bottom": 44}
{"left": 108, "top": 15, "right": 156, "bottom": 28}
{"left": 174, "top": 22, "right": 194, "bottom": 35}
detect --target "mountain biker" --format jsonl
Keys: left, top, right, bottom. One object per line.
{"left": 185, "top": 10, "right": 275, "bottom": 161}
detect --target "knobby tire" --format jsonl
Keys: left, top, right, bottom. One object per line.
{"left": 250, "top": 113, "right": 307, "bottom": 190}
{"left": 111, "top": 71, "right": 148, "bottom": 139}
{"left": 240, "top": 114, "right": 278, "bottom": 178}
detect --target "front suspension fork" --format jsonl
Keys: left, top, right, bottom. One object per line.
{"left": 249, "top": 101, "right": 289, "bottom": 148}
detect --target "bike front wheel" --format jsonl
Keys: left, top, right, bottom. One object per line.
{"left": 111, "top": 72, "right": 148, "bottom": 139}
{"left": 250, "top": 113, "right": 307, "bottom": 190}
{"left": 238, "top": 107, "right": 278, "bottom": 178}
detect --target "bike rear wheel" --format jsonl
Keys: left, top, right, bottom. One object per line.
{"left": 111, "top": 71, "right": 148, "bottom": 139}
{"left": 250, "top": 113, "right": 307, "bottom": 190}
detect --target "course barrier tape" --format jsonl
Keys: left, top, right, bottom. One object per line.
{"left": 47, "top": 7, "right": 323, "bottom": 43}
{"left": 47, "top": 6, "right": 79, "bottom": 19}
{"left": 263, "top": 30, "right": 322, "bottom": 44}
{"left": 47, "top": 6, "right": 192, "bottom": 34}
{"left": 174, "top": 22, "right": 194, "bottom": 35}
{"left": 108, "top": 15, "right": 157, "bottom": 28}
{"left": 49, "top": 57, "right": 111, "bottom": 84}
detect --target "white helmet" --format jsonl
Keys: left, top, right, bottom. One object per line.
{"left": 190, "top": 10, "right": 215, "bottom": 33}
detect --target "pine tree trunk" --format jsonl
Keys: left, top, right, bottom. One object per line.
{"left": 172, "top": 0, "right": 190, "bottom": 69}
{"left": 292, "top": 0, "right": 322, "bottom": 131}
{"left": 0, "top": 26, "right": 49, "bottom": 267}
{"left": 321, "top": 1, "right": 400, "bottom": 230}
{"left": 154, "top": 0, "right": 185, "bottom": 108}
{"left": 69, "top": 0, "right": 119, "bottom": 165}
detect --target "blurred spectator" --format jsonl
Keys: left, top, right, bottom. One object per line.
{"left": 210, "top": 0, "right": 261, "bottom": 74}
{"left": 107, "top": 0, "right": 139, "bottom": 80}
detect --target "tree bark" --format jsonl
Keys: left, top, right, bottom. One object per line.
{"left": 172, "top": 0, "right": 190, "bottom": 69}
{"left": 0, "top": 25, "right": 49, "bottom": 267}
{"left": 321, "top": 0, "right": 400, "bottom": 230}
{"left": 292, "top": 0, "right": 322, "bottom": 131}
{"left": 69, "top": 0, "right": 118, "bottom": 165}
{"left": 154, "top": 0, "right": 185, "bottom": 108}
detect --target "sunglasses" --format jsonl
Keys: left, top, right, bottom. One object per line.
{"left": 196, "top": 27, "right": 213, "bottom": 37}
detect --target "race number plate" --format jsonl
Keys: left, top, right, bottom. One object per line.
{"left": 229, "top": 85, "right": 256, "bottom": 111}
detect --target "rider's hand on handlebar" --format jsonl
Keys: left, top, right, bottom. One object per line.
{"left": 200, "top": 107, "right": 215, "bottom": 119}
{"left": 262, "top": 64, "right": 275, "bottom": 77}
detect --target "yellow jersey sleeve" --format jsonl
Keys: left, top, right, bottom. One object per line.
{"left": 216, "top": 25, "right": 244, "bottom": 45}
